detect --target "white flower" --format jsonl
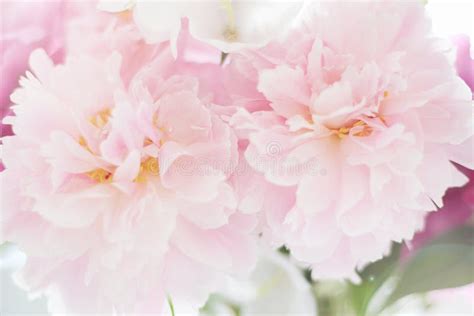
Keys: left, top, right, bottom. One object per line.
{"left": 368, "top": 278, "right": 474, "bottom": 316}
{"left": 0, "top": 244, "right": 48, "bottom": 314}
{"left": 379, "top": 285, "right": 474, "bottom": 316}
{"left": 202, "top": 247, "right": 317, "bottom": 316}
{"left": 97, "top": 0, "right": 305, "bottom": 53}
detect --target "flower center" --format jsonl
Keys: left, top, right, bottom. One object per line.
{"left": 89, "top": 108, "right": 111, "bottom": 129}
{"left": 85, "top": 157, "right": 160, "bottom": 184}
{"left": 134, "top": 157, "right": 160, "bottom": 183}
{"left": 223, "top": 27, "right": 238, "bottom": 41}
{"left": 334, "top": 90, "right": 390, "bottom": 139}
{"left": 220, "top": 0, "right": 238, "bottom": 41}
{"left": 87, "top": 168, "right": 113, "bottom": 183}
{"left": 79, "top": 108, "right": 163, "bottom": 184}
{"left": 335, "top": 115, "right": 387, "bottom": 139}
{"left": 336, "top": 120, "right": 373, "bottom": 139}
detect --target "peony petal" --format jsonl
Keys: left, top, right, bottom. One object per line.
{"left": 258, "top": 65, "right": 310, "bottom": 119}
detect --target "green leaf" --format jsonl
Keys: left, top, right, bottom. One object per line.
{"left": 358, "top": 243, "right": 401, "bottom": 281}
{"left": 382, "top": 225, "right": 474, "bottom": 309}
{"left": 0, "top": 241, "right": 11, "bottom": 253}
{"left": 278, "top": 245, "right": 290, "bottom": 256}
{"left": 427, "top": 224, "right": 474, "bottom": 246}
{"left": 348, "top": 243, "right": 401, "bottom": 316}
{"left": 199, "top": 294, "right": 241, "bottom": 316}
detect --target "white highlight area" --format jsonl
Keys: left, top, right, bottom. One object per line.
{"left": 426, "top": 0, "right": 473, "bottom": 39}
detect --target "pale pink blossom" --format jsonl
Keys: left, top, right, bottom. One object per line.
{"left": 452, "top": 34, "right": 473, "bottom": 91}
{"left": 402, "top": 167, "right": 474, "bottom": 259}
{"left": 1, "top": 43, "right": 256, "bottom": 313}
{"left": 0, "top": 1, "right": 66, "bottom": 137}
{"left": 399, "top": 33, "right": 474, "bottom": 260}
{"left": 65, "top": 3, "right": 226, "bottom": 101}
{"left": 230, "top": 1, "right": 474, "bottom": 279}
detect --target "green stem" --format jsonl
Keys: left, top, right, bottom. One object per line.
{"left": 167, "top": 295, "right": 175, "bottom": 316}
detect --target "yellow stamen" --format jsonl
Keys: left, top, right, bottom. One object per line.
{"left": 335, "top": 120, "right": 375, "bottom": 139}
{"left": 337, "top": 127, "right": 350, "bottom": 139}
{"left": 354, "top": 125, "right": 373, "bottom": 137}
{"left": 383, "top": 90, "right": 389, "bottom": 98}
{"left": 117, "top": 10, "right": 132, "bottom": 21}
{"left": 220, "top": 0, "right": 238, "bottom": 41}
{"left": 134, "top": 157, "right": 160, "bottom": 183}
{"left": 351, "top": 120, "right": 372, "bottom": 137}
{"left": 78, "top": 136, "right": 88, "bottom": 147}
{"left": 223, "top": 27, "right": 238, "bottom": 41}
{"left": 143, "top": 138, "right": 154, "bottom": 146}
{"left": 152, "top": 112, "right": 159, "bottom": 127}
{"left": 90, "top": 108, "right": 111, "bottom": 129}
{"left": 78, "top": 136, "right": 93, "bottom": 153}
{"left": 135, "top": 166, "right": 147, "bottom": 183}
{"left": 143, "top": 157, "right": 159, "bottom": 175}
{"left": 87, "top": 168, "right": 112, "bottom": 183}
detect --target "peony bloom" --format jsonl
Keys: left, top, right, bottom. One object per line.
{"left": 97, "top": 0, "right": 305, "bottom": 53}
{"left": 452, "top": 34, "right": 473, "bottom": 91}
{"left": 399, "top": 31, "right": 474, "bottom": 261}
{"left": 229, "top": 1, "right": 474, "bottom": 279}
{"left": 402, "top": 167, "right": 474, "bottom": 259}
{"left": 0, "top": 1, "right": 65, "bottom": 137}
{"left": 0, "top": 44, "right": 256, "bottom": 313}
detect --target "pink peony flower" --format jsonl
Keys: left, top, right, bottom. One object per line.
{"left": 64, "top": 3, "right": 226, "bottom": 101}
{"left": 402, "top": 167, "right": 474, "bottom": 259}
{"left": 452, "top": 34, "right": 473, "bottom": 92}
{"left": 1, "top": 41, "right": 256, "bottom": 313}
{"left": 0, "top": 1, "right": 66, "bottom": 137}
{"left": 399, "top": 33, "right": 474, "bottom": 260}
{"left": 230, "top": 1, "right": 474, "bottom": 279}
